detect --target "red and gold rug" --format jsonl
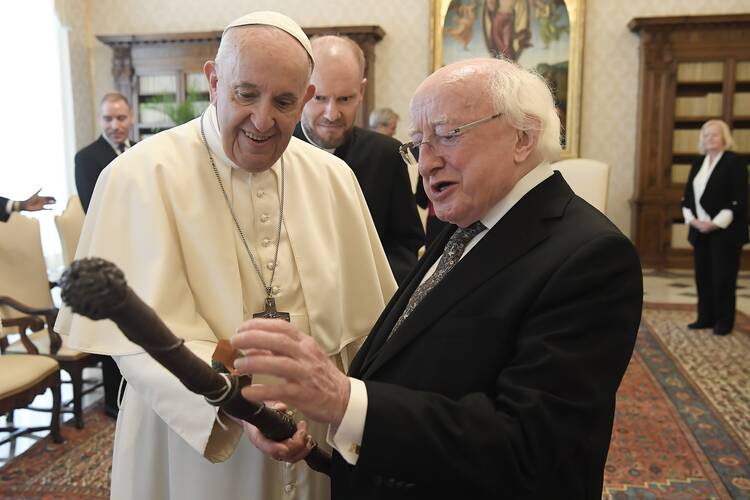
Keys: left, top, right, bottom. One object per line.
{"left": 1, "top": 304, "right": 749, "bottom": 499}
{"left": 604, "top": 303, "right": 750, "bottom": 499}
{"left": 0, "top": 403, "right": 113, "bottom": 499}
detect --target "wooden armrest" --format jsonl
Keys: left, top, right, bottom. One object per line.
{"left": 0, "top": 296, "right": 62, "bottom": 354}
{"left": 0, "top": 296, "right": 57, "bottom": 317}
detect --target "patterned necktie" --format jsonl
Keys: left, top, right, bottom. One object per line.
{"left": 117, "top": 143, "right": 126, "bottom": 153}
{"left": 389, "top": 220, "right": 486, "bottom": 338}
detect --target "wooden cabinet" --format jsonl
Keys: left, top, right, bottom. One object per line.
{"left": 629, "top": 15, "right": 750, "bottom": 269}
{"left": 98, "top": 26, "right": 385, "bottom": 142}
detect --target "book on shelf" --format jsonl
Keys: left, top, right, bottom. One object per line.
{"left": 733, "top": 93, "right": 750, "bottom": 116}
{"left": 675, "top": 93, "right": 722, "bottom": 117}
{"left": 671, "top": 163, "right": 692, "bottom": 183}
{"left": 139, "top": 75, "right": 177, "bottom": 96}
{"left": 736, "top": 62, "right": 750, "bottom": 81}
{"left": 673, "top": 129, "right": 701, "bottom": 154}
{"left": 676, "top": 62, "right": 723, "bottom": 83}
{"left": 734, "top": 129, "right": 750, "bottom": 153}
{"left": 186, "top": 73, "right": 210, "bottom": 93}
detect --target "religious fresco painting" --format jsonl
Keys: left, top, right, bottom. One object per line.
{"left": 433, "top": 0, "right": 584, "bottom": 157}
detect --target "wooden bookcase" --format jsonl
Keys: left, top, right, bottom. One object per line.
{"left": 629, "top": 14, "right": 750, "bottom": 269}
{"left": 97, "top": 26, "right": 385, "bottom": 142}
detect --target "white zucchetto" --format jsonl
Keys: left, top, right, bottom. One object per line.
{"left": 223, "top": 11, "right": 314, "bottom": 67}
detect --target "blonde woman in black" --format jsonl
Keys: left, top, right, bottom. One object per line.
{"left": 682, "top": 119, "right": 749, "bottom": 335}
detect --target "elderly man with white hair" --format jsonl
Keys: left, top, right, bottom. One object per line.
{"left": 232, "top": 57, "right": 643, "bottom": 499}
{"left": 56, "top": 11, "right": 396, "bottom": 500}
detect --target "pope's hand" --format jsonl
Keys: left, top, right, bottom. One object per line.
{"left": 231, "top": 318, "right": 350, "bottom": 426}
{"left": 242, "top": 404, "right": 314, "bottom": 463}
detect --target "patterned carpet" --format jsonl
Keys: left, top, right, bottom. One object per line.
{"left": 1, "top": 305, "right": 749, "bottom": 499}
{"left": 604, "top": 304, "right": 750, "bottom": 499}
{"left": 0, "top": 403, "right": 113, "bottom": 499}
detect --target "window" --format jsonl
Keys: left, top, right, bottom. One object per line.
{"left": 0, "top": 0, "right": 75, "bottom": 277}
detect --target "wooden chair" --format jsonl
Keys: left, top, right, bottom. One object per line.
{"left": 552, "top": 158, "right": 611, "bottom": 214}
{"left": 0, "top": 314, "right": 63, "bottom": 449}
{"left": 0, "top": 213, "right": 101, "bottom": 429}
{"left": 55, "top": 195, "right": 85, "bottom": 266}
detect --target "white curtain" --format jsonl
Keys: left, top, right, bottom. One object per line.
{"left": 0, "top": 0, "right": 75, "bottom": 279}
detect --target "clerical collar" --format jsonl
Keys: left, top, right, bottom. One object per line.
{"left": 480, "top": 162, "right": 554, "bottom": 231}
{"left": 204, "top": 104, "right": 282, "bottom": 177}
{"left": 300, "top": 121, "right": 336, "bottom": 154}
{"left": 103, "top": 134, "right": 130, "bottom": 155}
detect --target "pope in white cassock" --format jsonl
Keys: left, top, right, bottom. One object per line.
{"left": 55, "top": 11, "right": 396, "bottom": 500}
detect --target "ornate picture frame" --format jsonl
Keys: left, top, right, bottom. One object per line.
{"left": 431, "top": 0, "right": 585, "bottom": 158}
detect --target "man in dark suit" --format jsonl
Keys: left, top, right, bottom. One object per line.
{"left": 75, "top": 92, "right": 135, "bottom": 212}
{"left": 74, "top": 91, "right": 134, "bottom": 417}
{"left": 293, "top": 35, "right": 424, "bottom": 284}
{"left": 232, "top": 58, "right": 643, "bottom": 499}
{"left": 1, "top": 191, "right": 56, "bottom": 222}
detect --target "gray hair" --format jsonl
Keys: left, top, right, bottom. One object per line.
{"left": 483, "top": 58, "right": 562, "bottom": 161}
{"left": 369, "top": 107, "right": 399, "bottom": 128}
{"left": 698, "top": 119, "right": 735, "bottom": 154}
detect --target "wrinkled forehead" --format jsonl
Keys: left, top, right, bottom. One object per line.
{"left": 410, "top": 79, "right": 488, "bottom": 130}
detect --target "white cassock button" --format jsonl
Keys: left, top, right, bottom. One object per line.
{"left": 266, "top": 262, "right": 275, "bottom": 270}
{"left": 260, "top": 213, "right": 270, "bottom": 223}
{"left": 262, "top": 238, "right": 272, "bottom": 247}
{"left": 257, "top": 190, "right": 265, "bottom": 198}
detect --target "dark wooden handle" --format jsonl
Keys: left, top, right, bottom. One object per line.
{"left": 60, "top": 257, "right": 331, "bottom": 476}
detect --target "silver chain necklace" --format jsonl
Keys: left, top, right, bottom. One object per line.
{"left": 199, "top": 110, "right": 290, "bottom": 320}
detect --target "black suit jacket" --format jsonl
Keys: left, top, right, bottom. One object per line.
{"left": 0, "top": 196, "right": 10, "bottom": 222}
{"left": 332, "top": 173, "right": 643, "bottom": 499}
{"left": 681, "top": 150, "right": 749, "bottom": 247}
{"left": 75, "top": 135, "right": 133, "bottom": 213}
{"left": 294, "top": 125, "right": 425, "bottom": 283}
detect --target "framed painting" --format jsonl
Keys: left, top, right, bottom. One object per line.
{"left": 431, "top": 0, "right": 585, "bottom": 157}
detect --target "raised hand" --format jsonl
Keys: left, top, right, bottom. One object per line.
{"left": 20, "top": 188, "right": 56, "bottom": 212}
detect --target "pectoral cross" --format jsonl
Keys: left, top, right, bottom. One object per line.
{"left": 253, "top": 297, "right": 291, "bottom": 322}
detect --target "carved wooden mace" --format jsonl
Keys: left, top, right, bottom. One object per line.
{"left": 59, "top": 257, "right": 331, "bottom": 475}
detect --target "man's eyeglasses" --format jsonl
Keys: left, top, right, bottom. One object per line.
{"left": 398, "top": 112, "right": 502, "bottom": 167}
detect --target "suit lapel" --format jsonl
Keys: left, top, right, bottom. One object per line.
{"left": 697, "top": 152, "right": 738, "bottom": 216}
{"left": 359, "top": 173, "right": 573, "bottom": 378}
{"left": 95, "top": 135, "right": 118, "bottom": 164}
{"left": 701, "top": 153, "right": 729, "bottom": 203}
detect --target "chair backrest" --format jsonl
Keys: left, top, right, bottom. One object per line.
{"left": 551, "top": 158, "right": 610, "bottom": 213}
{"left": 0, "top": 214, "right": 54, "bottom": 334}
{"left": 55, "top": 195, "right": 85, "bottom": 266}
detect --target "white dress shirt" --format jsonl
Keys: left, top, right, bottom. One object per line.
{"left": 102, "top": 134, "right": 131, "bottom": 156}
{"left": 328, "top": 162, "right": 555, "bottom": 464}
{"left": 682, "top": 151, "right": 733, "bottom": 229}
